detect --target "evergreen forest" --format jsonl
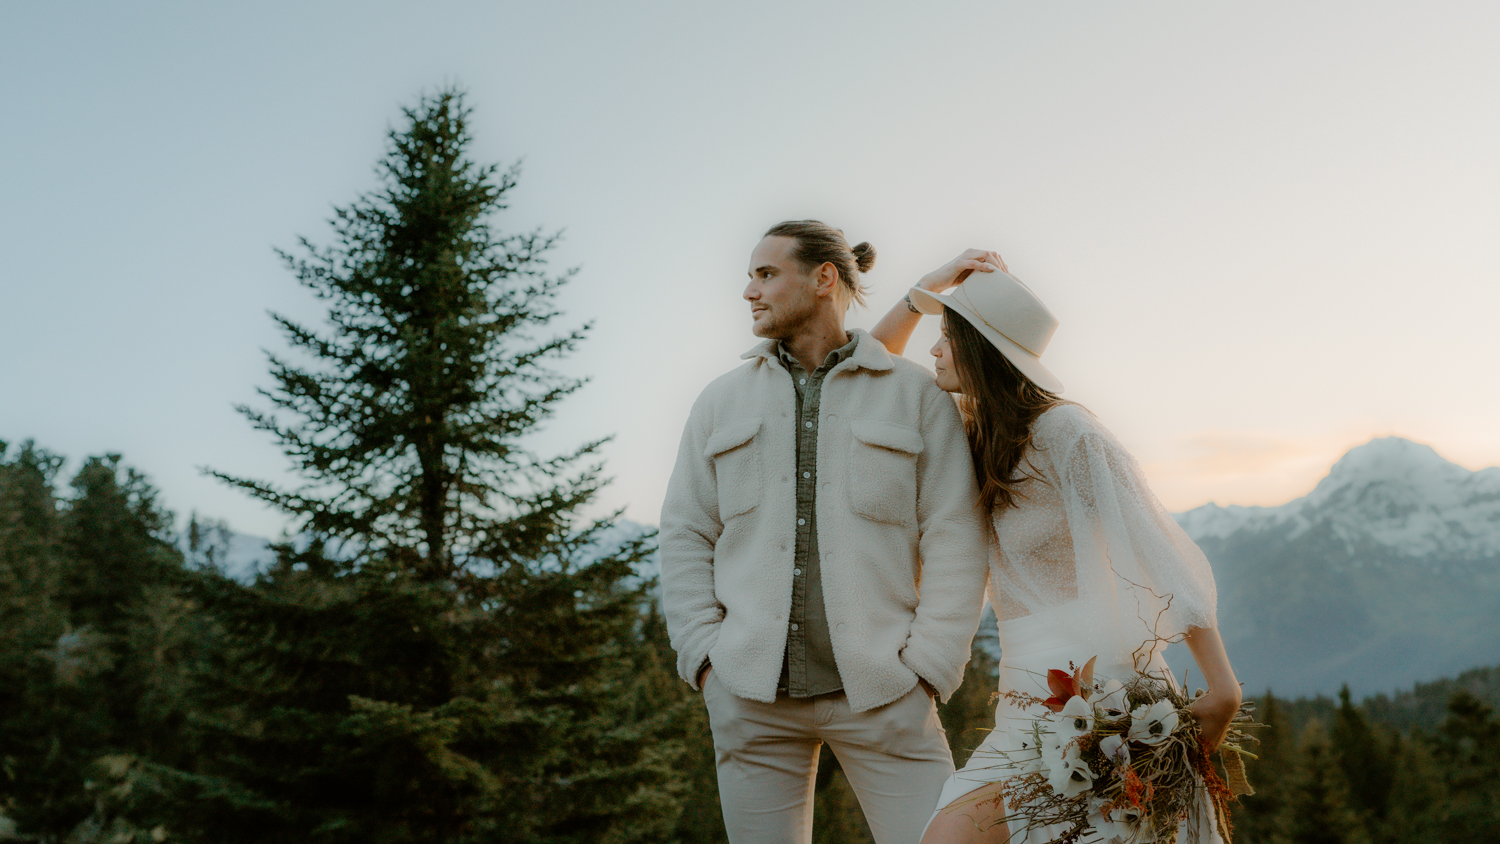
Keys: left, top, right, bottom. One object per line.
{"left": 2, "top": 88, "right": 1497, "bottom": 843}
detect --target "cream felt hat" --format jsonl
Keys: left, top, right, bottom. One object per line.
{"left": 908, "top": 270, "right": 1064, "bottom": 393}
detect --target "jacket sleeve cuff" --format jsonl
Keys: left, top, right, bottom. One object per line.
{"left": 900, "top": 638, "right": 965, "bottom": 702}
{"left": 677, "top": 626, "right": 720, "bottom": 690}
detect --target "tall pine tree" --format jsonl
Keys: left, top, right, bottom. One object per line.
{"left": 180, "top": 86, "right": 684, "bottom": 844}
{"left": 1430, "top": 691, "right": 1500, "bottom": 840}
{"left": 1235, "top": 691, "right": 1290, "bottom": 844}
{"left": 1376, "top": 731, "right": 1445, "bottom": 844}
{"left": 0, "top": 446, "right": 200, "bottom": 841}
{"left": 0, "top": 442, "right": 69, "bottom": 835}
{"left": 1330, "top": 685, "right": 1393, "bottom": 826}
{"left": 1282, "top": 720, "right": 1371, "bottom": 844}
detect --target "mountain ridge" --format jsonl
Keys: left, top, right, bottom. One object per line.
{"left": 1178, "top": 436, "right": 1500, "bottom": 559}
{"left": 1168, "top": 436, "right": 1500, "bottom": 697}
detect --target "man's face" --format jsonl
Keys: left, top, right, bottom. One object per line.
{"left": 744, "top": 236, "right": 819, "bottom": 339}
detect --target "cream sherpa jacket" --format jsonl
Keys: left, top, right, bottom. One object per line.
{"left": 660, "top": 329, "right": 989, "bottom": 713}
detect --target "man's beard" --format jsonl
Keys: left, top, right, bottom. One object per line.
{"left": 752, "top": 299, "right": 817, "bottom": 340}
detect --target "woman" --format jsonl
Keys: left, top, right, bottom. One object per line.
{"left": 868, "top": 251, "right": 1242, "bottom": 844}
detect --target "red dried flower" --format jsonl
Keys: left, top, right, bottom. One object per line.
{"left": 1043, "top": 656, "right": 1097, "bottom": 712}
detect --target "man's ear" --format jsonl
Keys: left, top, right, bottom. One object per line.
{"left": 813, "top": 262, "right": 840, "bottom": 300}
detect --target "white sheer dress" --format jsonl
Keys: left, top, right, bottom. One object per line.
{"left": 924, "top": 404, "right": 1222, "bottom": 843}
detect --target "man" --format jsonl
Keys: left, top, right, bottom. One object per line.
{"left": 660, "top": 220, "right": 989, "bottom": 843}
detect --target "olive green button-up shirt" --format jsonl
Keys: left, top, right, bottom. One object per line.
{"left": 774, "top": 333, "right": 859, "bottom": 697}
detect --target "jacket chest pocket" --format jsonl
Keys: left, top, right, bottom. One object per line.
{"left": 847, "top": 419, "right": 924, "bottom": 527}
{"left": 705, "top": 418, "right": 763, "bottom": 521}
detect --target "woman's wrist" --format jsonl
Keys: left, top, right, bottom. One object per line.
{"left": 1197, "top": 685, "right": 1242, "bottom": 710}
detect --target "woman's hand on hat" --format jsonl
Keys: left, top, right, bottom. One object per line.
{"left": 917, "top": 249, "right": 1008, "bottom": 293}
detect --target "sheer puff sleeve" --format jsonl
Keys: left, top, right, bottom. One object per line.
{"left": 1041, "top": 406, "right": 1218, "bottom": 651}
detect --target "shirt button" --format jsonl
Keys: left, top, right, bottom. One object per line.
{"left": 827, "top": 414, "right": 837, "bottom": 422}
{"left": 799, "top": 378, "right": 807, "bottom": 385}
{"left": 802, "top": 471, "right": 810, "bottom": 478}
{"left": 805, "top": 421, "right": 813, "bottom": 429}
{"left": 790, "top": 623, "right": 799, "bottom": 631}
{"left": 794, "top": 567, "right": 802, "bottom": 576}
{"left": 797, "top": 518, "right": 806, "bottom": 525}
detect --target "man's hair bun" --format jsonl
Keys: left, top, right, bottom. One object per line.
{"left": 852, "top": 242, "right": 877, "bottom": 273}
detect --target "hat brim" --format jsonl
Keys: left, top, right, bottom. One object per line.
{"left": 909, "top": 285, "right": 1065, "bottom": 394}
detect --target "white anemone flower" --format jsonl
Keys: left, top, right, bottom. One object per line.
{"left": 1042, "top": 732, "right": 1095, "bottom": 790}
{"left": 1127, "top": 699, "right": 1181, "bottom": 746}
{"left": 1041, "top": 729, "right": 1076, "bottom": 778}
{"left": 1045, "top": 743, "right": 1095, "bottom": 798}
{"left": 1058, "top": 695, "right": 1095, "bottom": 739}
{"left": 1088, "top": 797, "right": 1145, "bottom": 843}
{"left": 1094, "top": 679, "right": 1130, "bottom": 722}
{"left": 1099, "top": 733, "right": 1131, "bottom": 767}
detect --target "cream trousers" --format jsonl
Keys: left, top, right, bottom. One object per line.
{"left": 702, "top": 670, "right": 955, "bottom": 844}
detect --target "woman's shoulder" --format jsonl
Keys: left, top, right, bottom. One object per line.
{"left": 1032, "top": 403, "right": 1146, "bottom": 485}
{"left": 1032, "top": 402, "right": 1113, "bottom": 449}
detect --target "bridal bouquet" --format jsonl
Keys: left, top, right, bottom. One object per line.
{"left": 970, "top": 657, "right": 1258, "bottom": 844}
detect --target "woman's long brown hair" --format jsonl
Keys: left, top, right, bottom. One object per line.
{"left": 944, "top": 307, "right": 1067, "bottom": 515}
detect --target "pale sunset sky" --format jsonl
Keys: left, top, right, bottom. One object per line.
{"left": 2, "top": 1, "right": 1497, "bottom": 539}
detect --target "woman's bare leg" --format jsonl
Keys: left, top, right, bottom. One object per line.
{"left": 921, "top": 780, "right": 1013, "bottom": 844}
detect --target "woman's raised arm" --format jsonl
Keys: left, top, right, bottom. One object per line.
{"left": 868, "top": 249, "right": 1008, "bottom": 355}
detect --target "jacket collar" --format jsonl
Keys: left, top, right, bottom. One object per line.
{"left": 740, "top": 328, "right": 895, "bottom": 372}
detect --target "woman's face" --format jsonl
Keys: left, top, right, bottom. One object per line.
{"left": 930, "top": 325, "right": 962, "bottom": 393}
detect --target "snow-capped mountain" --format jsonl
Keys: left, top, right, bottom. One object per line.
{"left": 1170, "top": 437, "right": 1500, "bottom": 698}
{"left": 1177, "top": 437, "right": 1500, "bottom": 562}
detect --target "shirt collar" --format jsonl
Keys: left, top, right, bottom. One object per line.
{"left": 776, "top": 333, "right": 856, "bottom": 372}
{"left": 741, "top": 328, "right": 895, "bottom": 373}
